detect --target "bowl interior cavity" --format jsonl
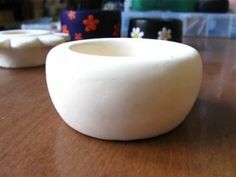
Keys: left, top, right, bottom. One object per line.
{"left": 69, "top": 39, "right": 191, "bottom": 59}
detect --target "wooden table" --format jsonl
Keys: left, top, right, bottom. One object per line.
{"left": 0, "top": 37, "right": 235, "bottom": 177}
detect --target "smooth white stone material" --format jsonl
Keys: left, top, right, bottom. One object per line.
{"left": 46, "top": 38, "right": 202, "bottom": 141}
{"left": 0, "top": 29, "right": 69, "bottom": 68}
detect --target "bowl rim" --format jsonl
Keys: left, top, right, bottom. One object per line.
{"left": 56, "top": 38, "right": 199, "bottom": 61}
{"left": 0, "top": 29, "right": 51, "bottom": 37}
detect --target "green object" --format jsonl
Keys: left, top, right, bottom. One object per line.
{"left": 131, "top": 0, "right": 196, "bottom": 12}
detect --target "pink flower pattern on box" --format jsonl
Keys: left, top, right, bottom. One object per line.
{"left": 67, "top": 11, "right": 76, "bottom": 20}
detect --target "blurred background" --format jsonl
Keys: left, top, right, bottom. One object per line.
{"left": 0, "top": 0, "right": 235, "bottom": 38}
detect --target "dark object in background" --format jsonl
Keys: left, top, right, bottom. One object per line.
{"left": 0, "top": 0, "right": 23, "bottom": 21}
{"left": 128, "top": 18, "right": 182, "bottom": 43}
{"left": 196, "top": 0, "right": 229, "bottom": 13}
{"left": 67, "top": 0, "right": 103, "bottom": 10}
{"left": 60, "top": 10, "right": 121, "bottom": 40}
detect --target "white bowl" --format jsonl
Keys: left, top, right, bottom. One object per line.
{"left": 0, "top": 29, "right": 69, "bottom": 68}
{"left": 46, "top": 38, "right": 202, "bottom": 141}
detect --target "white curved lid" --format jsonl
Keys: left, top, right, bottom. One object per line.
{"left": 0, "top": 29, "right": 69, "bottom": 49}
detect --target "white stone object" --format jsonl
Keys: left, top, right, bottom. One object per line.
{"left": 0, "top": 29, "right": 69, "bottom": 68}
{"left": 46, "top": 38, "right": 202, "bottom": 141}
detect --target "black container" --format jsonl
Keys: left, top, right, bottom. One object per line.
{"left": 128, "top": 18, "right": 182, "bottom": 43}
{"left": 196, "top": 0, "right": 229, "bottom": 13}
{"left": 67, "top": 0, "right": 103, "bottom": 10}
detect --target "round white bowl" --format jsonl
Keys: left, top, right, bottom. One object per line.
{"left": 0, "top": 29, "right": 69, "bottom": 68}
{"left": 46, "top": 38, "right": 202, "bottom": 141}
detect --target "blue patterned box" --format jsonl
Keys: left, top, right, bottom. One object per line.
{"left": 60, "top": 10, "right": 121, "bottom": 40}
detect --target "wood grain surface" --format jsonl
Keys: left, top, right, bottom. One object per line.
{"left": 0, "top": 37, "right": 235, "bottom": 177}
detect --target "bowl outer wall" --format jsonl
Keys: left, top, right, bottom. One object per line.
{"left": 45, "top": 38, "right": 202, "bottom": 141}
